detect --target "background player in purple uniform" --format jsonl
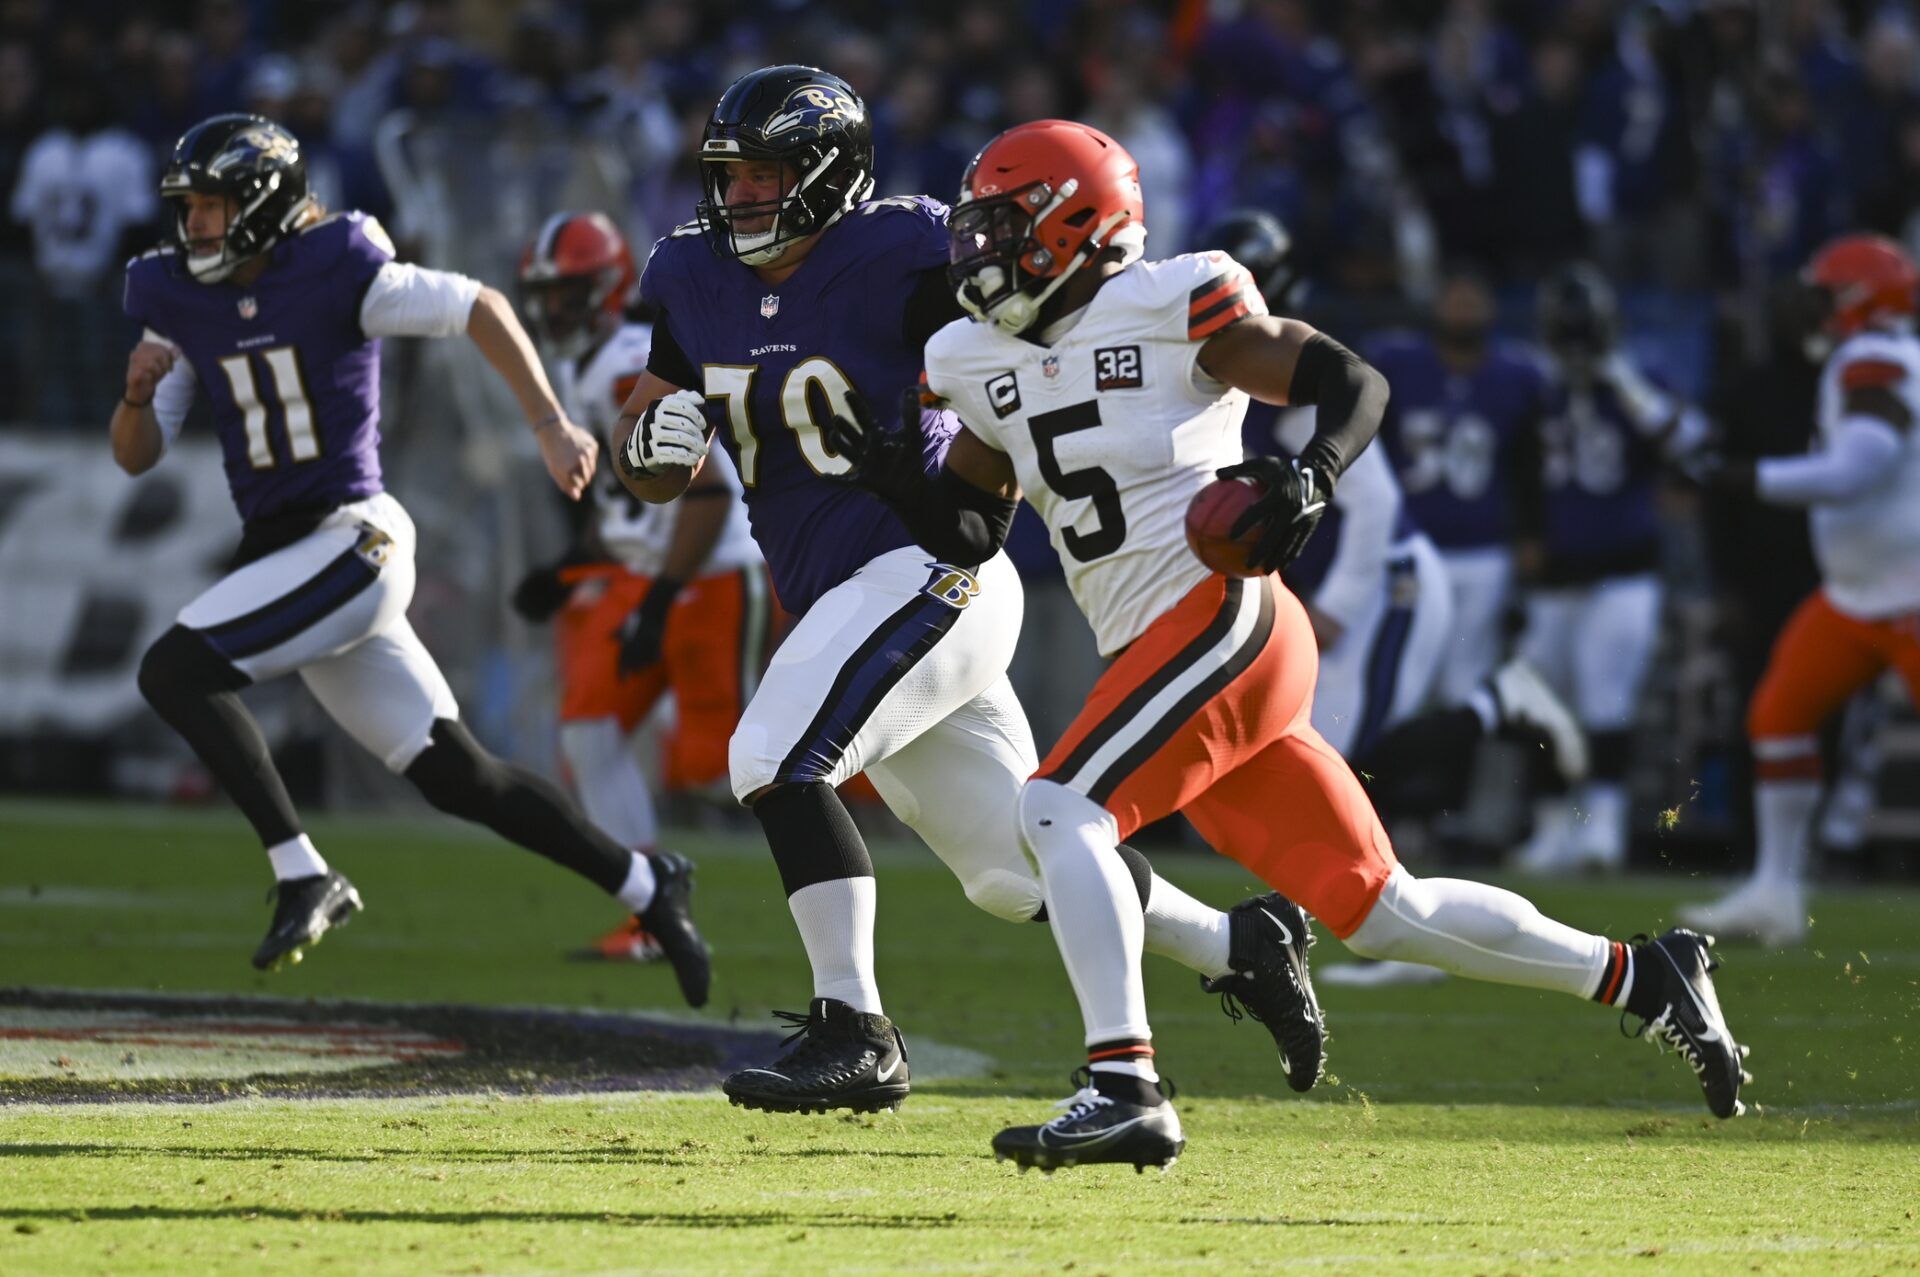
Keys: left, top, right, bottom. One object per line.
{"left": 110, "top": 115, "right": 709, "bottom": 1004}
{"left": 1514, "top": 265, "right": 1710, "bottom": 874}
{"left": 612, "top": 68, "right": 1317, "bottom": 1114}
{"left": 1370, "top": 274, "right": 1553, "bottom": 704}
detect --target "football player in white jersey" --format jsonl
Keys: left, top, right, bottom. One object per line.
{"left": 516, "top": 212, "right": 769, "bottom": 961}
{"left": 832, "top": 121, "right": 1749, "bottom": 1166}
{"left": 1683, "top": 234, "right": 1920, "bottom": 945}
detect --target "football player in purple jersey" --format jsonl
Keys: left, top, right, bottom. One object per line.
{"left": 612, "top": 68, "right": 1322, "bottom": 1116}
{"left": 111, "top": 114, "right": 708, "bottom": 1004}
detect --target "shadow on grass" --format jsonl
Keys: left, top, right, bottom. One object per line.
{"left": 0, "top": 1205, "right": 964, "bottom": 1229}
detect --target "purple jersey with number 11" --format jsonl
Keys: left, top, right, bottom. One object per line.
{"left": 640, "top": 196, "right": 956, "bottom": 615}
{"left": 123, "top": 212, "right": 394, "bottom": 522}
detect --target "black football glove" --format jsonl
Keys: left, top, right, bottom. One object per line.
{"left": 1215, "top": 456, "right": 1331, "bottom": 575}
{"left": 823, "top": 386, "right": 929, "bottom": 506}
{"left": 616, "top": 577, "right": 682, "bottom": 676}
{"left": 510, "top": 564, "right": 573, "bottom": 624}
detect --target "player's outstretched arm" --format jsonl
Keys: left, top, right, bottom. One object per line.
{"left": 826, "top": 389, "right": 1020, "bottom": 568}
{"left": 111, "top": 340, "right": 177, "bottom": 476}
{"left": 464, "top": 286, "right": 598, "bottom": 499}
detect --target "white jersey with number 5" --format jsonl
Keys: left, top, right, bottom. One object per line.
{"left": 558, "top": 320, "right": 757, "bottom": 575}
{"left": 925, "top": 252, "right": 1267, "bottom": 655}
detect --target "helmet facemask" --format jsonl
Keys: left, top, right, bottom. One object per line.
{"left": 522, "top": 275, "right": 614, "bottom": 361}
{"left": 696, "top": 144, "right": 870, "bottom": 267}
{"left": 948, "top": 180, "right": 1131, "bottom": 336}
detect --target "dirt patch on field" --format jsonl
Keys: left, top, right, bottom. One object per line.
{"left": 0, "top": 988, "right": 782, "bottom": 1103}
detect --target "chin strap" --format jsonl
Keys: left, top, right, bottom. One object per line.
{"left": 971, "top": 199, "right": 1137, "bottom": 337}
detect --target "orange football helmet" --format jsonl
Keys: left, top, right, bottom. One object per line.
{"left": 1804, "top": 233, "right": 1919, "bottom": 340}
{"left": 948, "top": 119, "right": 1144, "bottom": 335}
{"left": 518, "top": 211, "right": 638, "bottom": 357}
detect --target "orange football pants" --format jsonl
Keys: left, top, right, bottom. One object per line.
{"left": 1034, "top": 572, "right": 1398, "bottom": 938}
{"left": 555, "top": 564, "right": 775, "bottom": 790}
{"left": 1747, "top": 588, "right": 1920, "bottom": 779}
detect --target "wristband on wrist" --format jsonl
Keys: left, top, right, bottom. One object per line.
{"left": 123, "top": 394, "right": 154, "bottom": 409}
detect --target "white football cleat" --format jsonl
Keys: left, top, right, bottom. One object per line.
{"left": 1489, "top": 659, "right": 1589, "bottom": 784}
{"left": 1563, "top": 783, "right": 1628, "bottom": 874}
{"left": 1512, "top": 797, "right": 1578, "bottom": 875}
{"left": 1677, "top": 879, "right": 1808, "bottom": 947}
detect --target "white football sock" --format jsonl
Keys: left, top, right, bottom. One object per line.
{"left": 1345, "top": 867, "right": 1609, "bottom": 999}
{"left": 558, "top": 718, "right": 659, "bottom": 853}
{"left": 615, "top": 851, "right": 657, "bottom": 914}
{"left": 1753, "top": 779, "right": 1819, "bottom": 888}
{"left": 266, "top": 834, "right": 327, "bottom": 881}
{"left": 1018, "top": 780, "right": 1150, "bottom": 1045}
{"left": 1142, "top": 875, "right": 1233, "bottom": 979}
{"left": 787, "top": 877, "right": 882, "bottom": 1014}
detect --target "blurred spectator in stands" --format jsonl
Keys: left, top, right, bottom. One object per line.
{"left": 127, "top": 32, "right": 207, "bottom": 162}
{"left": 195, "top": 0, "right": 260, "bottom": 118}
{"left": 1493, "top": 31, "right": 1589, "bottom": 276}
{"left": 9, "top": 78, "right": 153, "bottom": 424}
{"left": 585, "top": 18, "right": 681, "bottom": 188}
{"left": 1576, "top": 5, "right": 1699, "bottom": 286}
{"left": 872, "top": 64, "right": 973, "bottom": 202}
{"left": 1713, "top": 59, "right": 1847, "bottom": 287}
{"left": 1843, "top": 17, "right": 1920, "bottom": 239}
{"left": 1084, "top": 59, "right": 1193, "bottom": 253}
{"left": 1863, "top": 110, "right": 1920, "bottom": 256}
{"left": 1778, "top": 0, "right": 1860, "bottom": 113}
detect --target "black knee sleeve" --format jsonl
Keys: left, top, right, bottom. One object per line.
{"left": 1589, "top": 729, "right": 1633, "bottom": 783}
{"left": 1030, "top": 842, "right": 1153, "bottom": 925}
{"left": 139, "top": 625, "right": 249, "bottom": 709}
{"left": 406, "top": 719, "right": 629, "bottom": 894}
{"left": 753, "top": 781, "right": 873, "bottom": 897}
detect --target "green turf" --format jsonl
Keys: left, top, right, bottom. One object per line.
{"left": 3, "top": 798, "right": 1918, "bottom": 1275}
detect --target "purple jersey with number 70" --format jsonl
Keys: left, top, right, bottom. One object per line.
{"left": 640, "top": 195, "right": 957, "bottom": 615}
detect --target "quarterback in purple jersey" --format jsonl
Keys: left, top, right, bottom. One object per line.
{"left": 111, "top": 114, "right": 707, "bottom": 1002}
{"left": 611, "top": 68, "right": 1287, "bottom": 1118}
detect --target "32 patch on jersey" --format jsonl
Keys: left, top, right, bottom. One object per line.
{"left": 986, "top": 371, "right": 1022, "bottom": 419}
{"left": 1095, "top": 345, "right": 1143, "bottom": 391}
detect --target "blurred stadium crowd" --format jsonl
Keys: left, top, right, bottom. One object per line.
{"left": 3, "top": 0, "right": 1918, "bottom": 871}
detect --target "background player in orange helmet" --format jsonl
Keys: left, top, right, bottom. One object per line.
{"left": 516, "top": 211, "right": 771, "bottom": 961}
{"left": 1682, "top": 234, "right": 1920, "bottom": 946}
{"left": 831, "top": 119, "right": 1750, "bottom": 1167}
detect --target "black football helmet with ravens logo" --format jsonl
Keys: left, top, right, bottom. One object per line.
{"left": 161, "top": 113, "right": 315, "bottom": 284}
{"left": 695, "top": 64, "right": 875, "bottom": 266}
{"left": 1198, "top": 208, "right": 1304, "bottom": 312}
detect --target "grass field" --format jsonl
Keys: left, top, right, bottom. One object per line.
{"left": 3, "top": 798, "right": 1918, "bottom": 1275}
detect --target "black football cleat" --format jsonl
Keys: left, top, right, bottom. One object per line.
{"left": 722, "top": 998, "right": 910, "bottom": 1114}
{"left": 1627, "top": 928, "right": 1751, "bottom": 1118}
{"left": 637, "top": 852, "right": 711, "bottom": 1007}
{"left": 1200, "top": 893, "right": 1326, "bottom": 1092}
{"left": 993, "top": 1071, "right": 1185, "bottom": 1174}
{"left": 251, "top": 870, "right": 362, "bottom": 971}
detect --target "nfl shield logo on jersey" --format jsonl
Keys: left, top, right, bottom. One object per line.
{"left": 237, "top": 296, "right": 258, "bottom": 320}
{"left": 1042, "top": 355, "right": 1060, "bottom": 378}
{"left": 760, "top": 294, "right": 780, "bottom": 319}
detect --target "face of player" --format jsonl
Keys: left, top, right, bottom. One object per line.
{"left": 1434, "top": 277, "right": 1494, "bottom": 360}
{"left": 180, "top": 191, "right": 238, "bottom": 264}
{"left": 719, "top": 160, "right": 797, "bottom": 235}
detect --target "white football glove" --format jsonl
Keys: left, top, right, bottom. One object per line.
{"left": 623, "top": 390, "right": 710, "bottom": 477}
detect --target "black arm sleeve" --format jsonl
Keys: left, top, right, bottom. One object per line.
{"left": 903, "top": 267, "right": 966, "bottom": 351}
{"left": 1286, "top": 332, "right": 1391, "bottom": 481}
{"left": 882, "top": 466, "right": 1018, "bottom": 568}
{"left": 645, "top": 309, "right": 700, "bottom": 390}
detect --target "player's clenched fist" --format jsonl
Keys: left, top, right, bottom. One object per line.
{"left": 620, "top": 389, "right": 710, "bottom": 481}
{"left": 124, "top": 340, "right": 176, "bottom": 406}
{"left": 536, "top": 414, "right": 599, "bottom": 500}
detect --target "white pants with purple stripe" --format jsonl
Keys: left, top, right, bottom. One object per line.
{"left": 176, "top": 492, "right": 457, "bottom": 772}
{"left": 728, "top": 544, "right": 1048, "bottom": 923}
{"left": 1312, "top": 533, "right": 1453, "bottom": 756}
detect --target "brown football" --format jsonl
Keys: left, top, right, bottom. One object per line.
{"left": 1184, "top": 476, "right": 1268, "bottom": 578}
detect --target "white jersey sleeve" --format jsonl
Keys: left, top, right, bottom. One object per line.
{"left": 927, "top": 252, "right": 1267, "bottom": 655}
{"left": 1805, "top": 330, "right": 1920, "bottom": 618}
{"left": 359, "top": 262, "right": 483, "bottom": 339}
{"left": 1275, "top": 406, "right": 1404, "bottom": 629}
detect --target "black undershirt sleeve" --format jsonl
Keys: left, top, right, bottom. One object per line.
{"left": 884, "top": 466, "right": 1019, "bottom": 569}
{"left": 903, "top": 267, "right": 966, "bottom": 351}
{"left": 1285, "top": 332, "right": 1391, "bottom": 480}
{"left": 645, "top": 309, "right": 699, "bottom": 390}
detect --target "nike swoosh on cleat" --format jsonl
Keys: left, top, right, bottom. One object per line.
{"left": 875, "top": 1056, "right": 901, "bottom": 1083}
{"left": 1256, "top": 907, "right": 1294, "bottom": 946}
{"left": 1038, "top": 1113, "right": 1156, "bottom": 1151}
